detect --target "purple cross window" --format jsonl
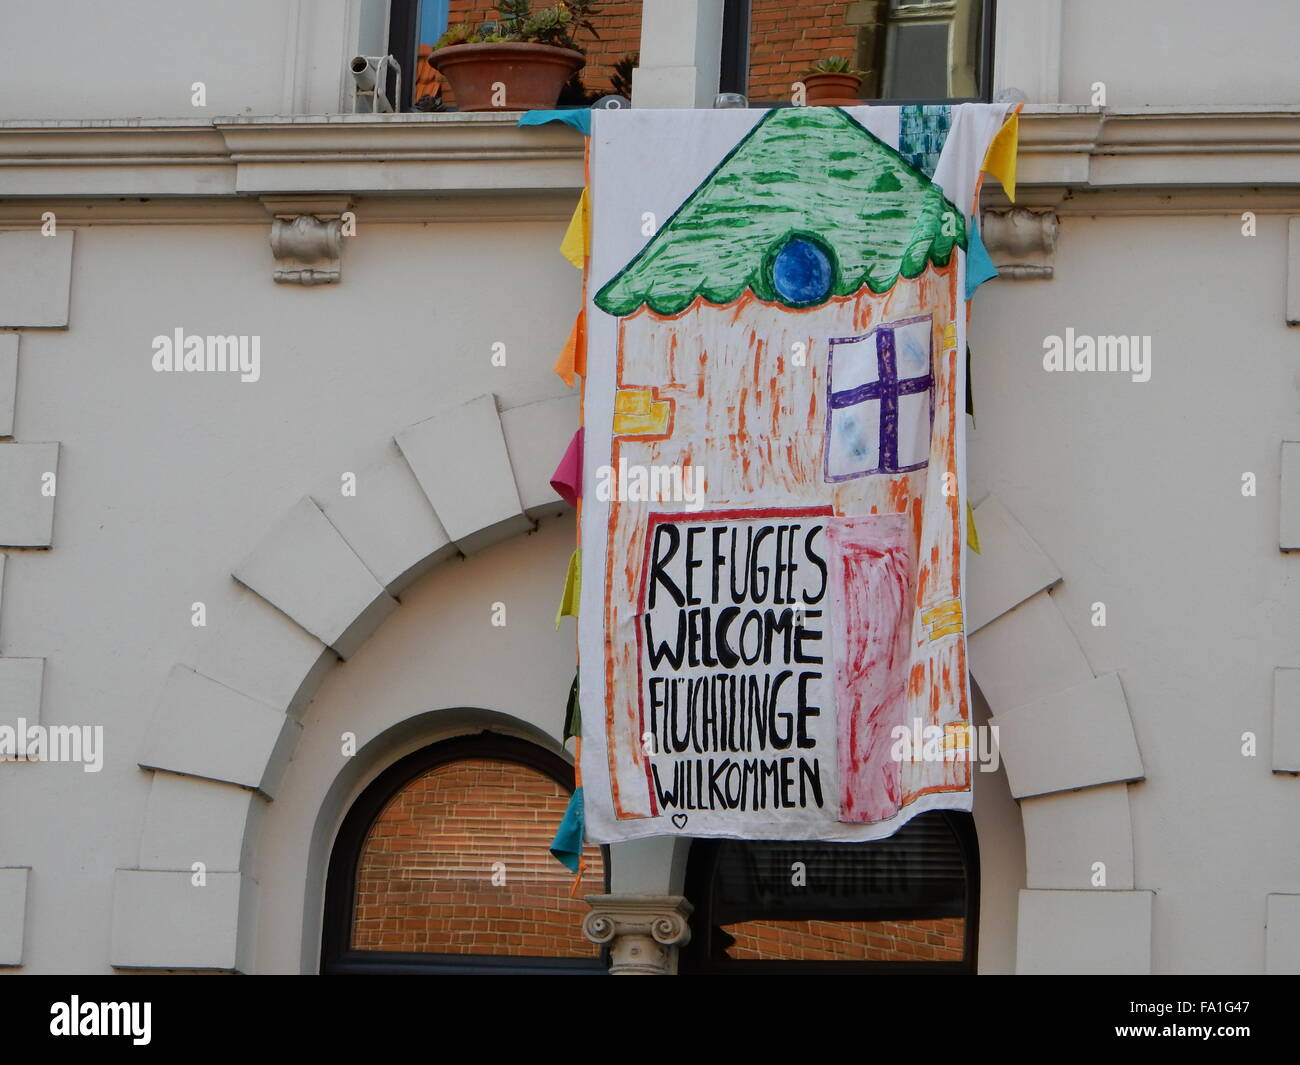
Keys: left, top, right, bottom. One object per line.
{"left": 823, "top": 315, "right": 934, "bottom": 481}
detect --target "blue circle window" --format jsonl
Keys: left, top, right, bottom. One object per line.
{"left": 771, "top": 238, "right": 832, "bottom": 306}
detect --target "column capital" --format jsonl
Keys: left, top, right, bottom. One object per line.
{"left": 583, "top": 894, "right": 694, "bottom": 975}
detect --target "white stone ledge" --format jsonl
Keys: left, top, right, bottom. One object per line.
{"left": 0, "top": 334, "right": 17, "bottom": 435}
{"left": 309, "top": 440, "right": 456, "bottom": 595}
{"left": 1266, "top": 894, "right": 1300, "bottom": 974}
{"left": 0, "top": 657, "right": 44, "bottom": 734}
{"left": 0, "top": 112, "right": 583, "bottom": 198}
{"left": 140, "top": 665, "right": 299, "bottom": 795}
{"left": 1016, "top": 889, "right": 1153, "bottom": 975}
{"left": 192, "top": 584, "right": 332, "bottom": 719}
{"left": 0, "top": 866, "right": 29, "bottom": 966}
{"left": 138, "top": 771, "right": 266, "bottom": 873}
{"left": 3, "top": 108, "right": 1299, "bottom": 202}
{"left": 500, "top": 394, "right": 580, "bottom": 520}
{"left": 1281, "top": 442, "right": 1300, "bottom": 551}
{"left": 396, "top": 395, "right": 533, "bottom": 555}
{"left": 0, "top": 442, "right": 58, "bottom": 547}
{"left": 969, "top": 590, "right": 1093, "bottom": 714}
{"left": 1273, "top": 668, "right": 1300, "bottom": 773}
{"left": 0, "top": 231, "right": 73, "bottom": 328}
{"left": 991, "top": 672, "right": 1144, "bottom": 799}
{"left": 1289, "top": 219, "right": 1300, "bottom": 326}
{"left": 967, "top": 495, "right": 1062, "bottom": 633}
{"left": 1021, "top": 783, "right": 1135, "bottom": 890}
{"left": 110, "top": 869, "right": 250, "bottom": 972}
{"left": 233, "top": 497, "right": 398, "bottom": 660}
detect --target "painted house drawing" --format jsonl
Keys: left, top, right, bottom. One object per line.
{"left": 590, "top": 106, "right": 976, "bottom": 839}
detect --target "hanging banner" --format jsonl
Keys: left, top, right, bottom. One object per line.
{"left": 580, "top": 104, "right": 1010, "bottom": 843}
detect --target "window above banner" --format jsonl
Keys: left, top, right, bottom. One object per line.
{"left": 721, "top": 0, "right": 995, "bottom": 106}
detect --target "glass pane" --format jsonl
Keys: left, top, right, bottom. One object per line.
{"left": 884, "top": 22, "right": 950, "bottom": 98}
{"left": 722, "top": 916, "right": 965, "bottom": 961}
{"left": 413, "top": 1, "right": 451, "bottom": 110}
{"left": 351, "top": 758, "right": 603, "bottom": 957}
{"left": 743, "top": 0, "right": 986, "bottom": 104}
{"left": 700, "top": 812, "right": 970, "bottom": 963}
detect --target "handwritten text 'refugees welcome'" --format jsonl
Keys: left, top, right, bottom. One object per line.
{"left": 640, "top": 517, "right": 829, "bottom": 814}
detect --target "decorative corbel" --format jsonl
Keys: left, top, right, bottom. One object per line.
{"left": 980, "top": 208, "right": 1060, "bottom": 280}
{"left": 262, "top": 197, "right": 351, "bottom": 285}
{"left": 583, "top": 894, "right": 693, "bottom": 975}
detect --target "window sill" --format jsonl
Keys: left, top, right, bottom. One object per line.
{"left": 0, "top": 106, "right": 1297, "bottom": 214}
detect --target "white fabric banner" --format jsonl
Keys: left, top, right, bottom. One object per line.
{"left": 579, "top": 104, "right": 1009, "bottom": 843}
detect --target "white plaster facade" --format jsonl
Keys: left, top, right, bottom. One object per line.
{"left": 0, "top": 0, "right": 1297, "bottom": 975}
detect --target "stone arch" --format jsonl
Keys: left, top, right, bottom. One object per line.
{"left": 108, "top": 394, "right": 1149, "bottom": 973}
{"left": 965, "top": 495, "right": 1152, "bottom": 974}
{"left": 110, "top": 392, "right": 577, "bottom": 971}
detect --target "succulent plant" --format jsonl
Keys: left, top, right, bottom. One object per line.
{"left": 435, "top": 1, "right": 602, "bottom": 51}
{"left": 806, "top": 55, "right": 865, "bottom": 78}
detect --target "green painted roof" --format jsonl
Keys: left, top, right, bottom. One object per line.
{"left": 594, "top": 107, "right": 967, "bottom": 317}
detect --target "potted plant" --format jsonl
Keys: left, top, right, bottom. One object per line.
{"left": 430, "top": 1, "right": 601, "bottom": 112}
{"left": 802, "top": 56, "right": 864, "bottom": 106}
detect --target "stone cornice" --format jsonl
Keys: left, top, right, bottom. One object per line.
{"left": 0, "top": 112, "right": 584, "bottom": 200}
{"left": 1010, "top": 104, "right": 1300, "bottom": 207}
{"left": 1, "top": 107, "right": 1299, "bottom": 211}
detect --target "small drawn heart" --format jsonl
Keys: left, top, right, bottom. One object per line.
{"left": 671, "top": 813, "right": 688, "bottom": 830}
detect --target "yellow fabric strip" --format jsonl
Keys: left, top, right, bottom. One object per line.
{"left": 560, "top": 187, "right": 590, "bottom": 269}
{"left": 555, "top": 547, "right": 582, "bottom": 627}
{"left": 967, "top": 500, "right": 981, "bottom": 554}
{"left": 552, "top": 310, "right": 586, "bottom": 388}
{"left": 981, "top": 110, "right": 1019, "bottom": 203}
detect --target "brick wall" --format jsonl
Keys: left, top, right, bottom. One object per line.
{"left": 439, "top": 1, "right": 643, "bottom": 104}
{"left": 726, "top": 917, "right": 965, "bottom": 962}
{"left": 748, "top": 1, "right": 862, "bottom": 103}
{"left": 352, "top": 758, "right": 604, "bottom": 956}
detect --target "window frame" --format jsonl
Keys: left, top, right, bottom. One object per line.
{"left": 385, "top": 0, "right": 421, "bottom": 113}
{"left": 320, "top": 731, "right": 610, "bottom": 975}
{"left": 720, "top": 0, "right": 997, "bottom": 107}
{"left": 678, "top": 809, "right": 980, "bottom": 975}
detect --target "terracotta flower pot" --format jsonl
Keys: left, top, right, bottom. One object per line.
{"left": 803, "top": 71, "right": 862, "bottom": 107}
{"left": 430, "top": 41, "right": 585, "bottom": 112}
